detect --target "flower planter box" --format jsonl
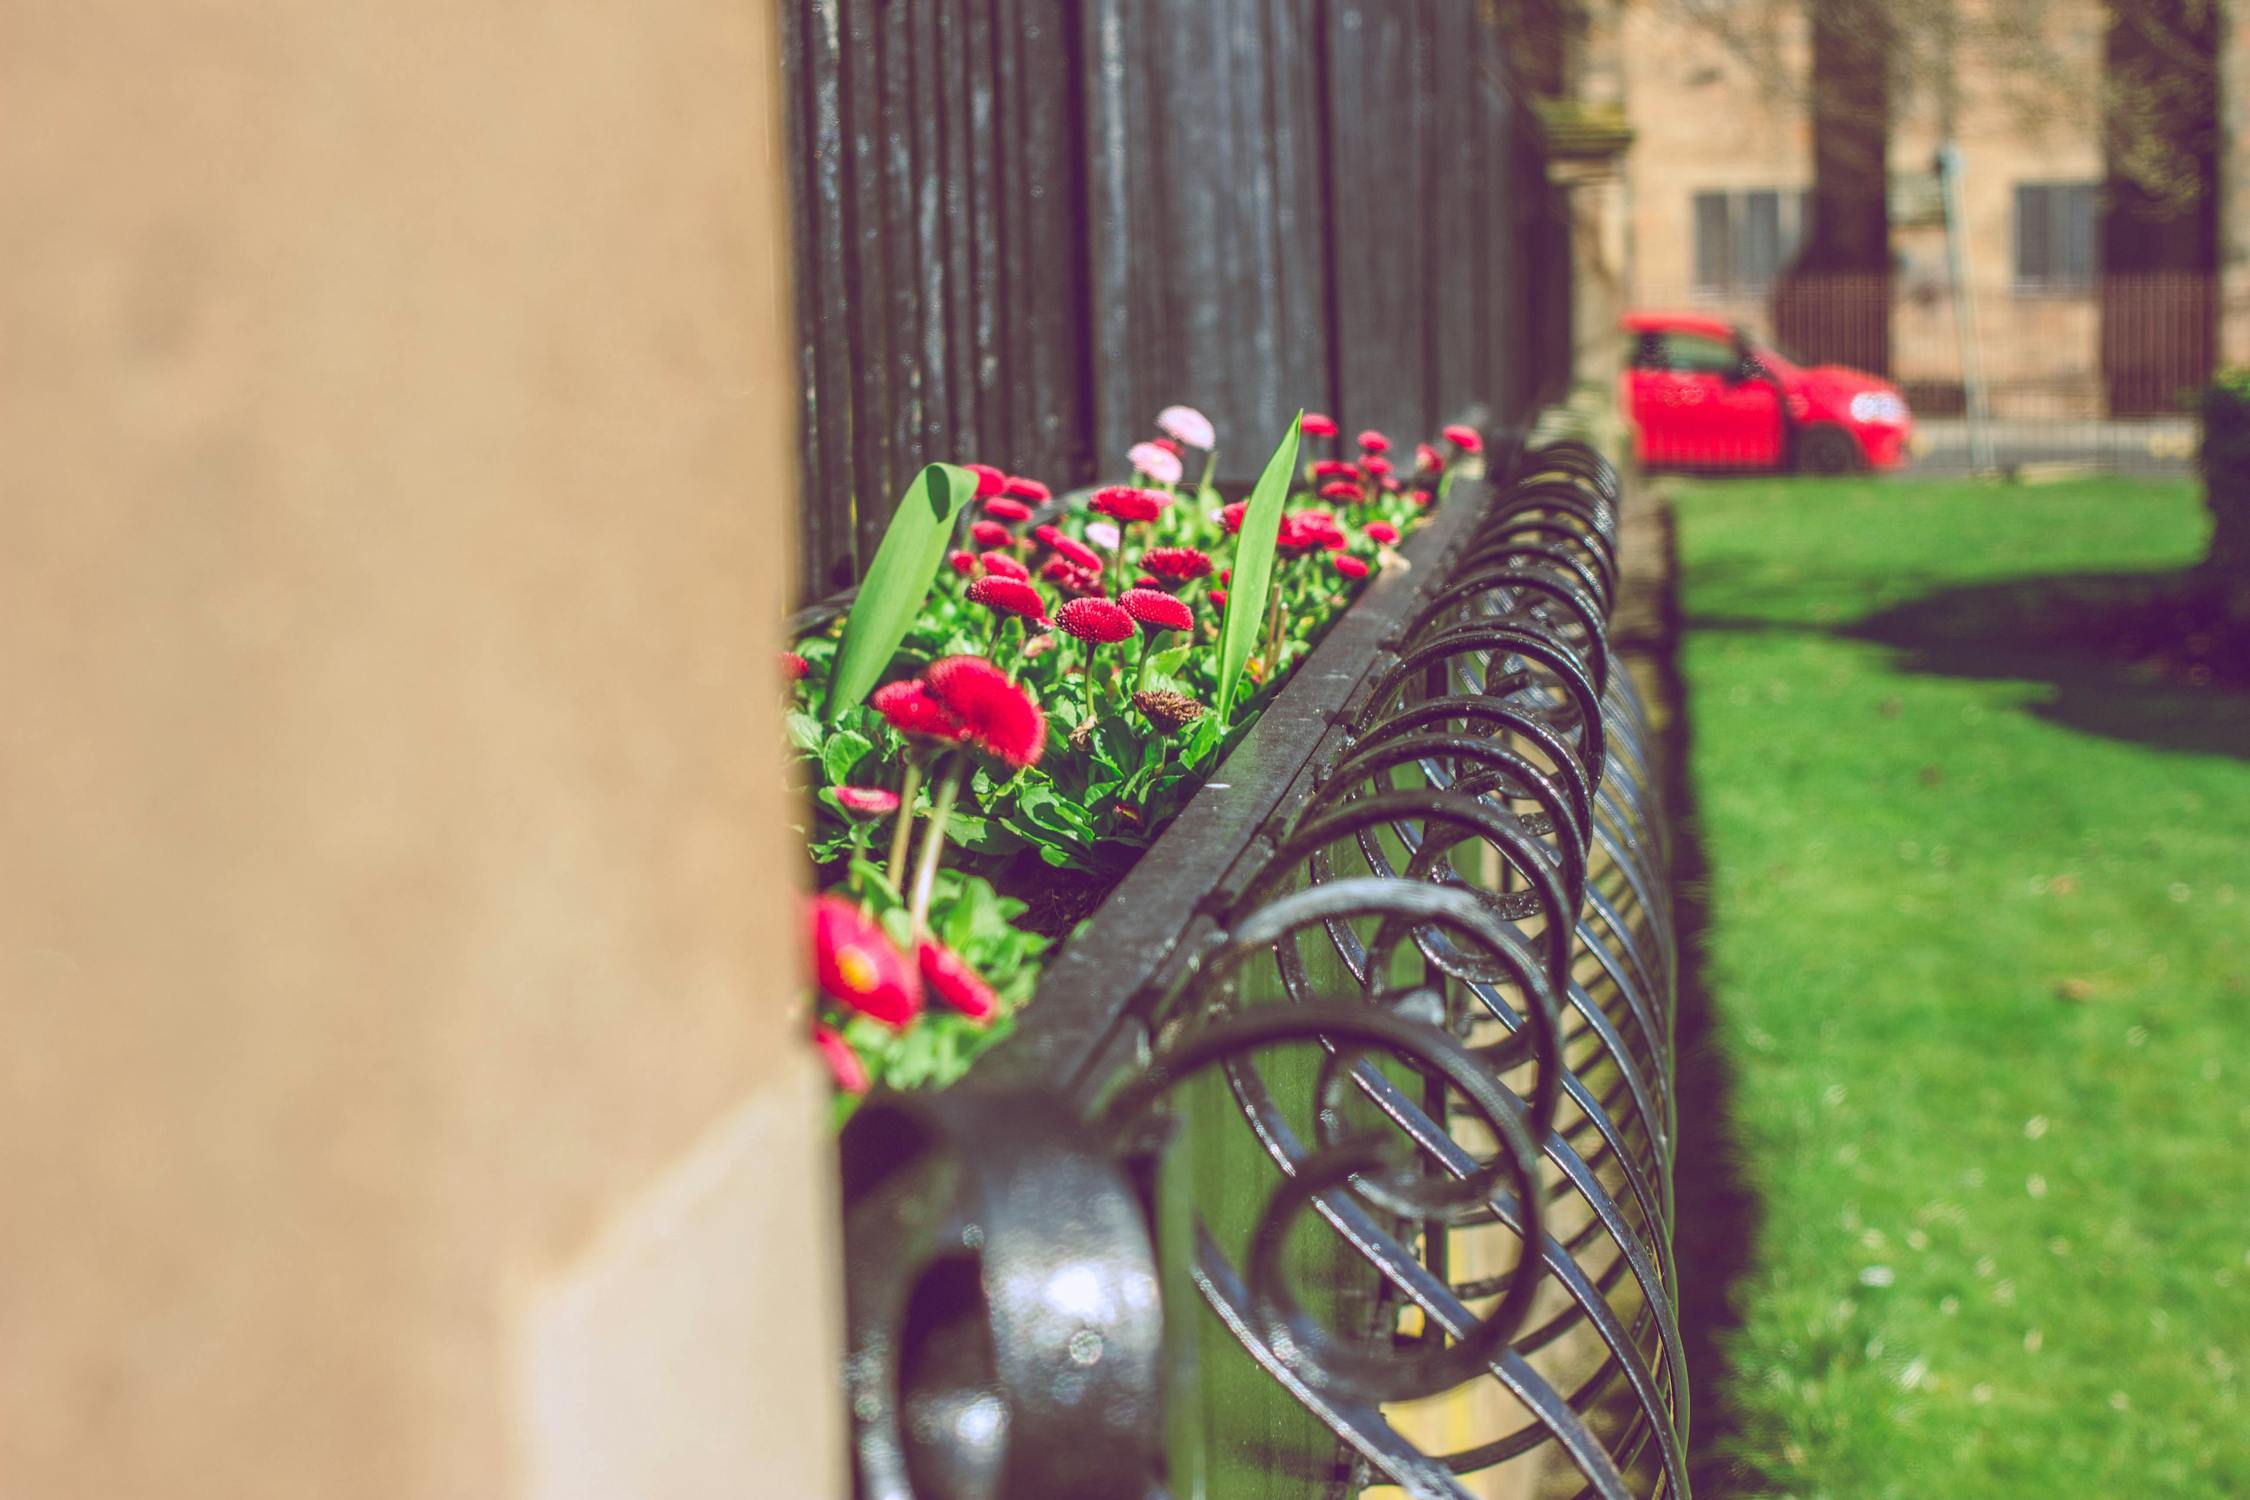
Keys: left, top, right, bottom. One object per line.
{"left": 829, "top": 428, "right": 1687, "bottom": 1500}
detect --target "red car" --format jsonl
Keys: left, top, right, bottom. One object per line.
{"left": 1621, "top": 311, "right": 1911, "bottom": 473}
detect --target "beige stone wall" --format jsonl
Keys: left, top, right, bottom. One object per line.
{"left": 0, "top": 0, "right": 840, "bottom": 1496}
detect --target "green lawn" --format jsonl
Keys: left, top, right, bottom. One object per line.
{"left": 1672, "top": 473, "right": 2250, "bottom": 1498}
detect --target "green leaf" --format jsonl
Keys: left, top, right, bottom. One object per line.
{"left": 820, "top": 729, "right": 875, "bottom": 787}
{"left": 786, "top": 710, "right": 826, "bottom": 755}
{"left": 1216, "top": 413, "right": 1301, "bottom": 720}
{"left": 822, "top": 463, "right": 977, "bottom": 717}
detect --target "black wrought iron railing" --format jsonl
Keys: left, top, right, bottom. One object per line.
{"left": 841, "top": 434, "right": 1685, "bottom": 1500}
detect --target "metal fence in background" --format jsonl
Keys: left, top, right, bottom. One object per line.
{"left": 1637, "top": 272, "right": 2216, "bottom": 475}
{"left": 778, "top": 0, "right": 1568, "bottom": 602}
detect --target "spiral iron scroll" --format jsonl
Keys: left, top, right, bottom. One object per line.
{"left": 840, "top": 440, "right": 1683, "bottom": 1499}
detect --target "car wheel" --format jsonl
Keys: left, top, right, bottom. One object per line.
{"left": 1796, "top": 425, "right": 1862, "bottom": 475}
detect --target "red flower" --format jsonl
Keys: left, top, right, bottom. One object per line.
{"left": 1003, "top": 475, "right": 1052, "bottom": 502}
{"left": 1365, "top": 521, "right": 1399, "bottom": 545}
{"left": 1208, "top": 588, "right": 1227, "bottom": 608}
{"left": 1415, "top": 442, "right": 1442, "bottom": 473}
{"left": 1151, "top": 436, "right": 1185, "bottom": 457}
{"left": 969, "top": 519, "right": 1012, "bottom": 549}
{"left": 1312, "top": 458, "right": 1360, "bottom": 481}
{"left": 1441, "top": 424, "right": 1483, "bottom": 454}
{"left": 1220, "top": 501, "right": 1248, "bottom": 534}
{"left": 782, "top": 651, "right": 810, "bottom": 681}
{"left": 1363, "top": 455, "right": 1394, "bottom": 478}
{"left": 917, "top": 938, "right": 1000, "bottom": 1025}
{"left": 983, "top": 496, "right": 1034, "bottom": 523}
{"left": 1219, "top": 568, "right": 1232, "bottom": 583}
{"left": 1333, "top": 553, "right": 1371, "bottom": 580}
{"left": 1408, "top": 488, "right": 1433, "bottom": 507}
{"left": 1091, "top": 485, "right": 1168, "bottom": 523}
{"left": 812, "top": 1023, "right": 871, "bottom": 1095}
{"left": 809, "top": 895, "right": 921, "bottom": 1029}
{"left": 1033, "top": 522, "right": 1064, "bottom": 548}
{"left": 947, "top": 549, "right": 980, "bottom": 576}
{"left": 966, "top": 574, "right": 1051, "bottom": 623}
{"left": 1135, "top": 573, "right": 1161, "bottom": 590}
{"left": 1048, "top": 533, "right": 1104, "bottom": 571}
{"left": 981, "top": 550, "right": 1030, "bottom": 581}
{"left": 1121, "top": 587, "right": 1194, "bottom": 634}
{"left": 835, "top": 786, "right": 902, "bottom": 817}
{"left": 1040, "top": 558, "right": 1102, "bottom": 597}
{"left": 1357, "top": 429, "right": 1390, "bottom": 455}
{"left": 1279, "top": 510, "right": 1347, "bottom": 555}
{"left": 965, "top": 462, "right": 1008, "bottom": 499}
{"left": 871, "top": 679, "right": 968, "bottom": 743}
{"left": 1300, "top": 412, "right": 1338, "bottom": 438}
{"left": 1141, "top": 545, "right": 1216, "bottom": 582}
{"left": 925, "top": 655, "right": 1046, "bottom": 770}
{"left": 1318, "top": 480, "right": 1363, "bottom": 503}
{"left": 1055, "top": 596, "right": 1137, "bottom": 644}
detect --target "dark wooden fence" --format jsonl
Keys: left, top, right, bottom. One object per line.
{"left": 779, "top": 0, "right": 1567, "bottom": 601}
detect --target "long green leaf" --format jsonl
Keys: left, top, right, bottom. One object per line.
{"left": 1215, "top": 412, "right": 1301, "bottom": 721}
{"left": 822, "top": 463, "right": 976, "bottom": 717}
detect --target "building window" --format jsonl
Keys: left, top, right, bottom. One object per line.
{"left": 1693, "top": 188, "right": 1810, "bottom": 292}
{"left": 2014, "top": 182, "right": 2098, "bottom": 290}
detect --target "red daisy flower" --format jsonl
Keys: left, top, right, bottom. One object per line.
{"left": 1333, "top": 553, "right": 1371, "bottom": 580}
{"left": 966, "top": 575, "right": 1050, "bottom": 623}
{"left": 1318, "top": 480, "right": 1363, "bottom": 503}
{"left": 1441, "top": 424, "right": 1483, "bottom": 454}
{"left": 1208, "top": 588, "right": 1227, "bottom": 608}
{"left": 924, "top": 655, "right": 1046, "bottom": 770}
{"left": 1220, "top": 568, "right": 1232, "bottom": 583}
{"left": 871, "top": 680, "right": 968, "bottom": 743}
{"left": 1415, "top": 442, "right": 1442, "bottom": 473}
{"left": 1151, "top": 436, "right": 1185, "bottom": 457}
{"left": 1141, "top": 546, "right": 1215, "bottom": 582}
{"left": 1033, "top": 522, "right": 1064, "bottom": 548}
{"left": 835, "top": 786, "right": 902, "bottom": 817}
{"left": 983, "top": 496, "right": 1034, "bottom": 523}
{"left": 1003, "top": 475, "right": 1052, "bottom": 502}
{"left": 812, "top": 1023, "right": 871, "bottom": 1095}
{"left": 965, "top": 462, "right": 1008, "bottom": 499}
{"left": 1040, "top": 558, "right": 1103, "bottom": 597}
{"left": 917, "top": 938, "right": 1000, "bottom": 1025}
{"left": 1055, "top": 596, "right": 1137, "bottom": 644}
{"left": 980, "top": 550, "right": 1030, "bottom": 581}
{"left": 969, "top": 519, "right": 1012, "bottom": 549}
{"left": 782, "top": 651, "right": 810, "bottom": 680}
{"left": 1357, "top": 429, "right": 1390, "bottom": 455}
{"left": 809, "top": 895, "right": 921, "bottom": 1029}
{"left": 947, "top": 549, "right": 980, "bottom": 576}
{"left": 1121, "top": 587, "right": 1194, "bottom": 634}
{"left": 1365, "top": 521, "right": 1400, "bottom": 545}
{"left": 1300, "top": 412, "right": 1339, "bottom": 438}
{"left": 1090, "top": 485, "right": 1169, "bottom": 523}
{"left": 1363, "top": 455, "right": 1394, "bottom": 478}
{"left": 1048, "top": 533, "right": 1104, "bottom": 571}
{"left": 1311, "top": 458, "right": 1360, "bottom": 481}
{"left": 1220, "top": 501, "right": 1248, "bottom": 535}
{"left": 1408, "top": 488, "right": 1433, "bottom": 507}
{"left": 1135, "top": 573, "right": 1161, "bottom": 590}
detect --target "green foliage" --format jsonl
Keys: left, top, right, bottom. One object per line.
{"left": 2199, "top": 370, "right": 2250, "bottom": 623}
{"left": 1676, "top": 473, "right": 2250, "bottom": 1498}
{"left": 1215, "top": 412, "right": 1301, "bottom": 719}
{"left": 822, "top": 463, "right": 977, "bottom": 716}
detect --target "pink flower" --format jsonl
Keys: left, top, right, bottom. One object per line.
{"left": 1408, "top": 488, "right": 1433, "bottom": 507}
{"left": 1003, "top": 475, "right": 1052, "bottom": 503}
{"left": 925, "top": 655, "right": 1047, "bottom": 770}
{"left": 1357, "top": 429, "right": 1390, "bottom": 455}
{"left": 810, "top": 896, "right": 921, "bottom": 1029}
{"left": 947, "top": 549, "right": 980, "bottom": 576}
{"left": 918, "top": 938, "right": 1000, "bottom": 1024}
{"left": 1048, "top": 533, "right": 1104, "bottom": 571}
{"left": 1055, "top": 596, "right": 1137, "bottom": 644}
{"left": 1333, "top": 553, "right": 1371, "bottom": 580}
{"left": 966, "top": 574, "right": 1050, "bottom": 624}
{"left": 984, "top": 496, "right": 1034, "bottom": 523}
{"left": 1312, "top": 459, "right": 1360, "bottom": 481}
{"left": 970, "top": 519, "right": 1012, "bottom": 549}
{"left": 1220, "top": 501, "right": 1248, "bottom": 535}
{"left": 1415, "top": 442, "right": 1442, "bottom": 473}
{"left": 1300, "top": 412, "right": 1338, "bottom": 438}
{"left": 782, "top": 651, "right": 810, "bottom": 681}
{"left": 1084, "top": 520, "right": 1121, "bottom": 551}
{"left": 812, "top": 1023, "right": 871, "bottom": 1095}
{"left": 1318, "top": 480, "right": 1362, "bottom": 503}
{"left": 871, "top": 680, "right": 968, "bottom": 743}
{"left": 1365, "top": 521, "right": 1399, "bottom": 545}
{"left": 1363, "top": 455, "right": 1393, "bottom": 478}
{"left": 1126, "top": 442, "right": 1185, "bottom": 486}
{"left": 980, "top": 550, "right": 1030, "bottom": 581}
{"left": 1121, "top": 587, "right": 1194, "bottom": 634}
{"left": 1091, "top": 486, "right": 1168, "bottom": 523}
{"left": 1441, "top": 424, "right": 1483, "bottom": 454}
{"left": 835, "top": 786, "right": 902, "bottom": 817}
{"left": 1141, "top": 546, "right": 1215, "bottom": 582}
{"left": 965, "top": 463, "right": 1009, "bottom": 499}
{"left": 1156, "top": 404, "right": 1217, "bottom": 450}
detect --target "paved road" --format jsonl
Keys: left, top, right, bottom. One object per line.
{"left": 1905, "top": 416, "right": 2197, "bottom": 476}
